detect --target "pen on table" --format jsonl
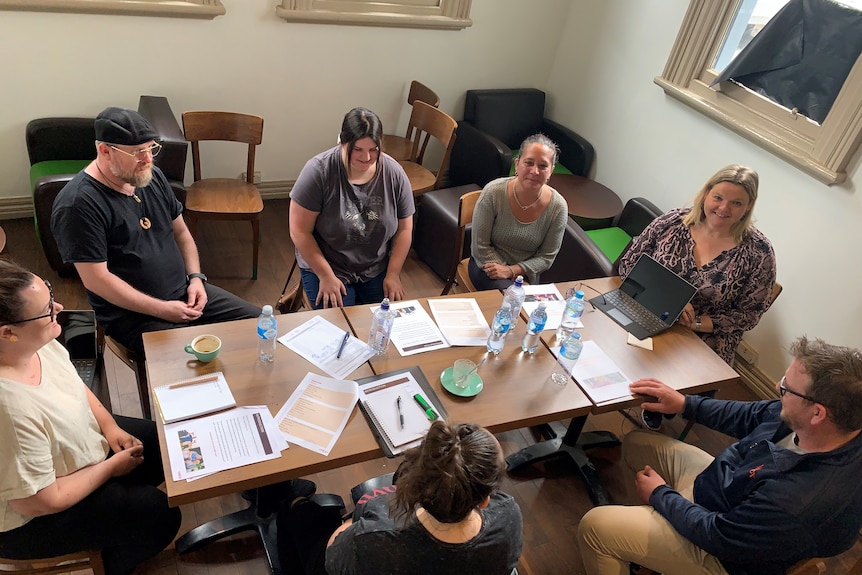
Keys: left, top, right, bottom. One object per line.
{"left": 397, "top": 395, "right": 405, "bottom": 429}
{"left": 336, "top": 330, "right": 350, "bottom": 359}
{"left": 169, "top": 374, "right": 219, "bottom": 389}
{"left": 413, "top": 394, "right": 439, "bottom": 421}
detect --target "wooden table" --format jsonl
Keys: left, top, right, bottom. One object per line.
{"left": 342, "top": 290, "right": 594, "bottom": 435}
{"left": 549, "top": 173, "right": 623, "bottom": 230}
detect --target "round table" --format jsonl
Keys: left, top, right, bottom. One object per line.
{"left": 548, "top": 174, "right": 623, "bottom": 230}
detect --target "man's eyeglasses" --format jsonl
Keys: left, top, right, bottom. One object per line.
{"left": 778, "top": 376, "right": 818, "bottom": 403}
{"left": 14, "top": 280, "right": 55, "bottom": 324}
{"left": 109, "top": 142, "right": 162, "bottom": 161}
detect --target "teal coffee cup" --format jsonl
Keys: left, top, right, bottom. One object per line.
{"left": 185, "top": 334, "right": 221, "bottom": 363}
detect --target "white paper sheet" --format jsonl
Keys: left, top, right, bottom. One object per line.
{"left": 165, "top": 406, "right": 284, "bottom": 482}
{"left": 369, "top": 300, "right": 450, "bottom": 356}
{"left": 274, "top": 373, "right": 358, "bottom": 456}
{"left": 521, "top": 284, "right": 572, "bottom": 331}
{"left": 566, "top": 340, "right": 633, "bottom": 403}
{"left": 427, "top": 298, "right": 491, "bottom": 346}
{"left": 278, "top": 315, "right": 375, "bottom": 379}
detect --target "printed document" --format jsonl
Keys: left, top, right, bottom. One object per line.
{"left": 552, "top": 340, "right": 633, "bottom": 404}
{"left": 278, "top": 315, "right": 375, "bottom": 379}
{"left": 165, "top": 406, "right": 284, "bottom": 482}
{"left": 370, "top": 299, "right": 449, "bottom": 356}
{"left": 427, "top": 298, "right": 491, "bottom": 346}
{"left": 522, "top": 284, "right": 572, "bottom": 331}
{"left": 274, "top": 373, "right": 358, "bottom": 456}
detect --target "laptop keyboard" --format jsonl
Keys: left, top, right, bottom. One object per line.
{"left": 72, "top": 359, "right": 96, "bottom": 387}
{"left": 604, "top": 290, "right": 668, "bottom": 334}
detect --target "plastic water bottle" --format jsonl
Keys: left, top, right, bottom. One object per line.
{"left": 257, "top": 304, "right": 277, "bottom": 363}
{"left": 521, "top": 302, "right": 548, "bottom": 354}
{"left": 550, "top": 332, "right": 583, "bottom": 386}
{"left": 368, "top": 298, "right": 395, "bottom": 355}
{"left": 502, "top": 275, "right": 526, "bottom": 332}
{"left": 486, "top": 302, "right": 512, "bottom": 354}
{"left": 556, "top": 290, "right": 586, "bottom": 342}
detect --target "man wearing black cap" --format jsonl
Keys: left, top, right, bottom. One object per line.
{"left": 51, "top": 107, "right": 260, "bottom": 353}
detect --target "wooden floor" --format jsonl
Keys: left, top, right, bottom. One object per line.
{"left": 2, "top": 198, "right": 859, "bottom": 574}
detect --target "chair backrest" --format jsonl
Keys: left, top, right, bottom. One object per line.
{"left": 539, "top": 220, "right": 614, "bottom": 283}
{"left": 463, "top": 88, "right": 545, "bottom": 149}
{"left": 0, "top": 549, "right": 105, "bottom": 575}
{"left": 771, "top": 281, "right": 783, "bottom": 303}
{"left": 441, "top": 189, "right": 481, "bottom": 295}
{"left": 407, "top": 80, "right": 440, "bottom": 108}
{"left": 615, "top": 196, "right": 663, "bottom": 238}
{"left": 182, "top": 111, "right": 264, "bottom": 183}
{"left": 405, "top": 101, "right": 457, "bottom": 189}
{"left": 25, "top": 118, "right": 96, "bottom": 166}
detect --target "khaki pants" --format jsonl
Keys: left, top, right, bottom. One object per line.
{"left": 577, "top": 430, "right": 729, "bottom": 575}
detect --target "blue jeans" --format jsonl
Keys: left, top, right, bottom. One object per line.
{"left": 300, "top": 269, "right": 386, "bottom": 309}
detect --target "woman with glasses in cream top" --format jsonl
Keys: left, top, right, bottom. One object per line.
{"left": 0, "top": 259, "right": 180, "bottom": 575}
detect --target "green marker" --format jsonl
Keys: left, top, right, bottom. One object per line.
{"left": 413, "top": 394, "right": 438, "bottom": 421}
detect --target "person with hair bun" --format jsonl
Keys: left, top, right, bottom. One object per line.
{"left": 290, "top": 107, "right": 414, "bottom": 309}
{"left": 277, "top": 421, "right": 522, "bottom": 575}
{"left": 469, "top": 133, "right": 569, "bottom": 290}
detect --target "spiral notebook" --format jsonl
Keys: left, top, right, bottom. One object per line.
{"left": 152, "top": 371, "right": 236, "bottom": 424}
{"left": 356, "top": 366, "right": 447, "bottom": 457}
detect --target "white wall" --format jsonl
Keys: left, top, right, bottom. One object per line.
{"left": 0, "top": 0, "right": 570, "bottom": 198}
{"left": 547, "top": 0, "right": 862, "bottom": 378}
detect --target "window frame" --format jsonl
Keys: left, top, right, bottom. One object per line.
{"left": 0, "top": 0, "right": 225, "bottom": 19}
{"left": 275, "top": 0, "right": 473, "bottom": 30}
{"left": 655, "top": 0, "right": 862, "bottom": 185}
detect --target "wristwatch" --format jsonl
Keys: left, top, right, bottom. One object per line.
{"left": 187, "top": 272, "right": 208, "bottom": 284}
{"left": 694, "top": 315, "right": 702, "bottom": 332}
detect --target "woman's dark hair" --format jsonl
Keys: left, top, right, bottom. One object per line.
{"left": 392, "top": 421, "right": 504, "bottom": 524}
{"left": 339, "top": 107, "right": 383, "bottom": 157}
{"left": 0, "top": 258, "right": 35, "bottom": 325}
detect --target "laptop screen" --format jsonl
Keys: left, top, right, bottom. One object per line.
{"left": 622, "top": 254, "right": 697, "bottom": 325}
{"left": 56, "top": 310, "right": 98, "bottom": 361}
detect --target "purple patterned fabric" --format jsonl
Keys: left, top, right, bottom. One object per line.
{"left": 618, "top": 208, "right": 776, "bottom": 364}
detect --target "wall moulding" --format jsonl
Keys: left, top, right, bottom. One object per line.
{"left": 0, "top": 0, "right": 225, "bottom": 19}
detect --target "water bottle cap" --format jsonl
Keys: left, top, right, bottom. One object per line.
{"left": 501, "top": 301, "right": 511, "bottom": 309}
{"left": 570, "top": 332, "right": 581, "bottom": 340}
{"left": 537, "top": 302, "right": 547, "bottom": 309}
{"left": 514, "top": 275, "right": 524, "bottom": 286}
{"left": 380, "top": 298, "right": 391, "bottom": 310}
{"left": 575, "top": 290, "right": 585, "bottom": 299}
{"left": 262, "top": 304, "right": 273, "bottom": 315}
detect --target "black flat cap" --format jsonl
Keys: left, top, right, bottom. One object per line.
{"left": 95, "top": 107, "right": 159, "bottom": 146}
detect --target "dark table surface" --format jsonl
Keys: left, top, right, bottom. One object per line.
{"left": 549, "top": 173, "right": 623, "bottom": 230}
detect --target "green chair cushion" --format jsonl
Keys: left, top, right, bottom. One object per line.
{"left": 508, "top": 149, "right": 573, "bottom": 176}
{"left": 30, "top": 160, "right": 91, "bottom": 190}
{"left": 585, "top": 227, "right": 632, "bottom": 263}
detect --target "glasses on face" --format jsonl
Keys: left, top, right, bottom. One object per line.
{"left": 11, "top": 281, "right": 55, "bottom": 325}
{"left": 778, "top": 376, "right": 818, "bottom": 403}
{"left": 109, "top": 142, "right": 162, "bottom": 161}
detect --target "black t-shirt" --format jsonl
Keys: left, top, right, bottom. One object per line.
{"left": 51, "top": 167, "right": 187, "bottom": 327}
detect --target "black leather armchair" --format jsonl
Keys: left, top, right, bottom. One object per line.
{"left": 448, "top": 89, "right": 595, "bottom": 188}
{"left": 538, "top": 220, "right": 614, "bottom": 283}
{"left": 27, "top": 95, "right": 187, "bottom": 276}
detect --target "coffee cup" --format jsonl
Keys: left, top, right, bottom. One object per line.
{"left": 185, "top": 334, "right": 221, "bottom": 363}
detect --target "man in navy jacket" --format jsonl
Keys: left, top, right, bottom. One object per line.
{"left": 578, "top": 336, "right": 862, "bottom": 575}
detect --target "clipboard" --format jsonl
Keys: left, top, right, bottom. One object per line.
{"left": 356, "top": 366, "right": 448, "bottom": 458}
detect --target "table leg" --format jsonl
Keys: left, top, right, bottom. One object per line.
{"left": 505, "top": 416, "right": 620, "bottom": 506}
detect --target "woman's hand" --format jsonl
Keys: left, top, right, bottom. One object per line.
{"left": 103, "top": 425, "right": 142, "bottom": 455}
{"left": 679, "top": 303, "right": 696, "bottom": 328}
{"left": 316, "top": 275, "right": 347, "bottom": 308}
{"left": 482, "top": 262, "right": 514, "bottom": 280}
{"left": 383, "top": 274, "right": 405, "bottom": 301}
{"left": 108, "top": 444, "right": 145, "bottom": 477}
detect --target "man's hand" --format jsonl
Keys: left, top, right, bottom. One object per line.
{"left": 635, "top": 465, "right": 667, "bottom": 504}
{"left": 383, "top": 274, "right": 405, "bottom": 301}
{"left": 629, "top": 378, "right": 686, "bottom": 415}
{"left": 186, "top": 278, "right": 208, "bottom": 312}
{"left": 316, "top": 275, "right": 347, "bottom": 308}
{"left": 160, "top": 300, "right": 203, "bottom": 323}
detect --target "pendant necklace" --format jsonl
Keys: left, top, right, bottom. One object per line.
{"left": 512, "top": 180, "right": 543, "bottom": 211}
{"left": 96, "top": 164, "right": 151, "bottom": 230}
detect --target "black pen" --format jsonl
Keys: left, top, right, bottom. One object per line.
{"left": 336, "top": 330, "right": 350, "bottom": 359}
{"left": 397, "top": 395, "right": 405, "bottom": 429}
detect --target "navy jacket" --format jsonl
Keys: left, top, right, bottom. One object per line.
{"left": 650, "top": 395, "right": 862, "bottom": 575}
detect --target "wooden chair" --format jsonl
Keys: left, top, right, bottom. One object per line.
{"left": 441, "top": 190, "right": 481, "bottom": 295}
{"left": 381, "top": 80, "right": 440, "bottom": 161}
{"left": 182, "top": 111, "right": 265, "bottom": 279}
{"left": 103, "top": 334, "right": 151, "bottom": 419}
{"left": 397, "top": 101, "right": 457, "bottom": 197}
{"left": 0, "top": 549, "right": 105, "bottom": 575}
{"left": 676, "top": 281, "right": 783, "bottom": 441}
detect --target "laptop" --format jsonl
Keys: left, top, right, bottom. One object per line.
{"left": 590, "top": 254, "right": 697, "bottom": 340}
{"left": 56, "top": 310, "right": 99, "bottom": 388}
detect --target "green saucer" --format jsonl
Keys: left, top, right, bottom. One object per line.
{"left": 441, "top": 366, "right": 483, "bottom": 397}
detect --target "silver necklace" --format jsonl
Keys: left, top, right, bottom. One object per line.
{"left": 512, "top": 180, "right": 543, "bottom": 210}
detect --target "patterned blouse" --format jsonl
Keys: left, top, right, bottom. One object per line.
{"left": 618, "top": 207, "right": 776, "bottom": 365}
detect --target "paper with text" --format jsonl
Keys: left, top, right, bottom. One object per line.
{"left": 370, "top": 300, "right": 450, "bottom": 356}
{"left": 522, "top": 284, "right": 571, "bottom": 331}
{"left": 278, "top": 315, "right": 375, "bottom": 379}
{"left": 274, "top": 373, "right": 358, "bottom": 456}
{"left": 427, "top": 298, "right": 491, "bottom": 346}
{"left": 566, "top": 340, "right": 633, "bottom": 403}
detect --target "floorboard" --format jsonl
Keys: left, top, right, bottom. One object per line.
{"left": 1, "top": 198, "right": 859, "bottom": 574}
